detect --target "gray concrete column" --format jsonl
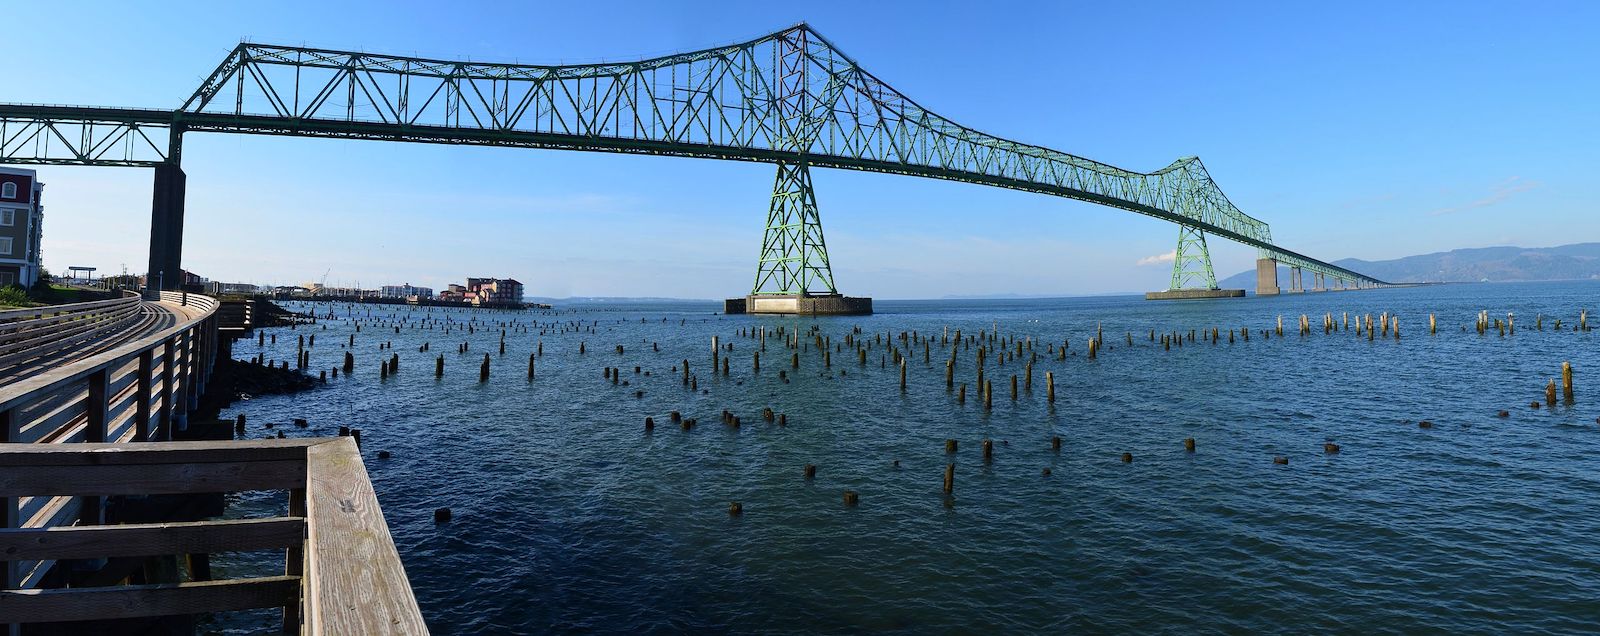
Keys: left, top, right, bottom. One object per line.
{"left": 146, "top": 164, "right": 187, "bottom": 292}
{"left": 1255, "top": 258, "right": 1280, "bottom": 296}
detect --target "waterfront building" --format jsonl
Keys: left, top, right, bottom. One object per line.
{"left": 0, "top": 167, "right": 45, "bottom": 287}
{"left": 381, "top": 283, "right": 434, "bottom": 299}
{"left": 465, "top": 277, "right": 525, "bottom": 306}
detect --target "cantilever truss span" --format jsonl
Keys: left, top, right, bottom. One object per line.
{"left": 0, "top": 23, "right": 1388, "bottom": 290}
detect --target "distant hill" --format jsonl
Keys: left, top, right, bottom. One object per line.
{"left": 1218, "top": 243, "right": 1600, "bottom": 287}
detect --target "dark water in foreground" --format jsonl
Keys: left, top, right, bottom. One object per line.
{"left": 216, "top": 282, "right": 1600, "bottom": 634}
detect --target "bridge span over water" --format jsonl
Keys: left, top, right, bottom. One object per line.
{"left": 0, "top": 24, "right": 1387, "bottom": 310}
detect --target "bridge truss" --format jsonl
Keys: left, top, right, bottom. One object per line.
{"left": 0, "top": 23, "right": 1387, "bottom": 292}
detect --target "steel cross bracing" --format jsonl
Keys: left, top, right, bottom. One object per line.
{"left": 0, "top": 23, "right": 1389, "bottom": 288}
{"left": 1170, "top": 225, "right": 1218, "bottom": 291}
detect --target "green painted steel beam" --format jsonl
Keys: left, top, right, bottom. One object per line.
{"left": 0, "top": 24, "right": 1391, "bottom": 287}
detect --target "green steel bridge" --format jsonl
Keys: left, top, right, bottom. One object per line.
{"left": 0, "top": 23, "right": 1387, "bottom": 298}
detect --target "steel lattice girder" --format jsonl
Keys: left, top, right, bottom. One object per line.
{"left": 0, "top": 107, "right": 171, "bottom": 167}
{"left": 0, "top": 24, "right": 1388, "bottom": 286}
{"left": 1170, "top": 225, "right": 1218, "bottom": 291}
{"left": 753, "top": 162, "right": 835, "bottom": 295}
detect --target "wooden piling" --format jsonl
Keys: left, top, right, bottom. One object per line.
{"left": 1563, "top": 361, "right": 1575, "bottom": 402}
{"left": 1046, "top": 371, "right": 1055, "bottom": 403}
{"left": 982, "top": 439, "right": 993, "bottom": 462}
{"left": 480, "top": 353, "right": 490, "bottom": 382}
{"left": 1184, "top": 437, "right": 1195, "bottom": 452}
{"left": 943, "top": 464, "right": 955, "bottom": 495}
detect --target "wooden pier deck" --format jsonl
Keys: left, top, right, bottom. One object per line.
{"left": 0, "top": 291, "right": 427, "bottom": 634}
{"left": 0, "top": 439, "right": 425, "bottom": 634}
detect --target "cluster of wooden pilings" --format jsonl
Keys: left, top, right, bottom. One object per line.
{"left": 241, "top": 300, "right": 1593, "bottom": 514}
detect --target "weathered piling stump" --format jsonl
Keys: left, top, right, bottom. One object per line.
{"left": 1324, "top": 442, "right": 1341, "bottom": 454}
{"left": 804, "top": 464, "right": 816, "bottom": 479}
{"left": 479, "top": 353, "right": 490, "bottom": 382}
{"left": 1184, "top": 437, "right": 1195, "bottom": 452}
{"left": 343, "top": 352, "right": 354, "bottom": 373}
{"left": 1546, "top": 380, "right": 1558, "bottom": 407}
{"left": 434, "top": 508, "right": 452, "bottom": 523}
{"left": 1051, "top": 436, "right": 1061, "bottom": 451}
{"left": 982, "top": 439, "right": 993, "bottom": 462}
{"left": 1273, "top": 456, "right": 1289, "bottom": 465}
{"left": 235, "top": 414, "right": 246, "bottom": 433}
{"left": 946, "top": 439, "right": 958, "bottom": 454}
{"left": 728, "top": 502, "right": 743, "bottom": 516}
{"left": 843, "top": 491, "right": 860, "bottom": 507}
{"left": 943, "top": 464, "right": 955, "bottom": 495}
{"left": 1563, "top": 361, "right": 1575, "bottom": 403}
{"left": 1121, "top": 452, "right": 1133, "bottom": 463}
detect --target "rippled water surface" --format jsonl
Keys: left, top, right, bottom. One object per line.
{"left": 216, "top": 282, "right": 1600, "bottom": 634}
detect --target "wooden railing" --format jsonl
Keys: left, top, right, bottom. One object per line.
{"left": 216, "top": 298, "right": 256, "bottom": 333}
{"left": 0, "top": 438, "right": 427, "bottom": 634}
{"left": 0, "top": 293, "right": 144, "bottom": 373}
{"left": 0, "top": 291, "right": 217, "bottom": 447}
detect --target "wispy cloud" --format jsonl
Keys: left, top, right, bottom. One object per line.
{"left": 1428, "top": 176, "right": 1539, "bottom": 216}
{"left": 1136, "top": 250, "right": 1176, "bottom": 266}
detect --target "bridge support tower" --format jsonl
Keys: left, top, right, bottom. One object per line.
{"left": 1255, "top": 257, "right": 1280, "bottom": 296}
{"left": 1145, "top": 225, "right": 1243, "bottom": 300}
{"left": 146, "top": 128, "right": 186, "bottom": 293}
{"left": 724, "top": 162, "right": 871, "bottom": 315}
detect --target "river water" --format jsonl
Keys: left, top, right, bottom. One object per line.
{"left": 213, "top": 281, "right": 1600, "bottom": 634}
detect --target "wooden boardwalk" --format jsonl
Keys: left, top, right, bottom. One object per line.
{"left": 0, "top": 292, "right": 427, "bottom": 634}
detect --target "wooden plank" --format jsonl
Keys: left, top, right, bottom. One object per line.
{"left": 0, "top": 517, "right": 304, "bottom": 561}
{"left": 305, "top": 437, "right": 428, "bottom": 635}
{"left": 0, "top": 438, "right": 323, "bottom": 466}
{"left": 0, "top": 575, "right": 300, "bottom": 623}
{"left": 0, "top": 459, "right": 306, "bottom": 497}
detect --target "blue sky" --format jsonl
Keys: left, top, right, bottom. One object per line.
{"left": 9, "top": 1, "right": 1597, "bottom": 298}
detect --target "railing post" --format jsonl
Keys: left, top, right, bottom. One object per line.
{"left": 160, "top": 338, "right": 176, "bottom": 441}
{"left": 86, "top": 369, "right": 109, "bottom": 444}
{"left": 2, "top": 408, "right": 17, "bottom": 624}
{"left": 82, "top": 370, "right": 110, "bottom": 532}
{"left": 186, "top": 327, "right": 200, "bottom": 412}
{"left": 136, "top": 350, "right": 154, "bottom": 441}
{"left": 284, "top": 487, "right": 306, "bottom": 633}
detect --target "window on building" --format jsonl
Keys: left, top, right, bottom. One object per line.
{"left": 0, "top": 237, "right": 12, "bottom": 256}
{"left": 0, "top": 272, "right": 12, "bottom": 287}
{"left": 0, "top": 209, "right": 11, "bottom": 226}
{"left": 0, "top": 183, "right": 13, "bottom": 199}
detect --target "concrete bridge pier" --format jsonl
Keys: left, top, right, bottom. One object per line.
{"left": 1288, "top": 267, "right": 1304, "bottom": 293}
{"left": 1255, "top": 258, "right": 1280, "bottom": 296}
{"left": 146, "top": 163, "right": 187, "bottom": 292}
{"left": 1313, "top": 272, "right": 1326, "bottom": 291}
